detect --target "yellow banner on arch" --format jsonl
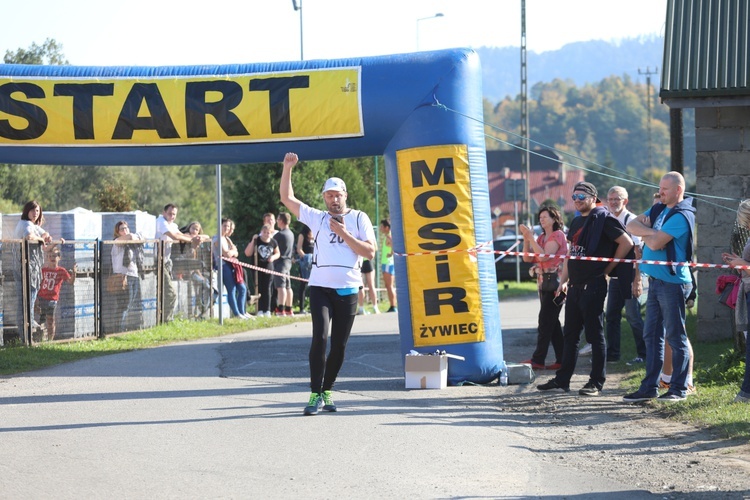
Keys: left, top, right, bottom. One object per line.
{"left": 0, "top": 68, "right": 362, "bottom": 146}
{"left": 397, "top": 144, "right": 484, "bottom": 347}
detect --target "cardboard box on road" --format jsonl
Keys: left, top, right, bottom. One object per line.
{"left": 405, "top": 354, "right": 447, "bottom": 389}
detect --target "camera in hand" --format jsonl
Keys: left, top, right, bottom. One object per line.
{"left": 553, "top": 292, "right": 566, "bottom": 307}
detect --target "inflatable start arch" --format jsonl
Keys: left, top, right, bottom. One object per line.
{"left": 0, "top": 48, "right": 505, "bottom": 384}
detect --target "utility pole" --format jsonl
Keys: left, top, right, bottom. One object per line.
{"left": 638, "top": 66, "right": 658, "bottom": 170}
{"left": 291, "top": 0, "right": 303, "bottom": 60}
{"left": 520, "top": 0, "right": 531, "bottom": 225}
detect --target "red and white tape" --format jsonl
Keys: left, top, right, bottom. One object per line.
{"left": 394, "top": 241, "right": 750, "bottom": 271}
{"left": 222, "top": 256, "right": 308, "bottom": 282}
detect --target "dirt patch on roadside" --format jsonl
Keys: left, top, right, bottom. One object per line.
{"left": 500, "top": 321, "right": 750, "bottom": 498}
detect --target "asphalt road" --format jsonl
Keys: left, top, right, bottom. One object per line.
{"left": 0, "top": 297, "right": 655, "bottom": 499}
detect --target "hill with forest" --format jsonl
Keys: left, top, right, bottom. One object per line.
{"left": 476, "top": 36, "right": 664, "bottom": 104}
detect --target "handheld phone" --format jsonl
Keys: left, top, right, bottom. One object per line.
{"left": 553, "top": 292, "right": 566, "bottom": 307}
{"left": 331, "top": 215, "right": 343, "bottom": 224}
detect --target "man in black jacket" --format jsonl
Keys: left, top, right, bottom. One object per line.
{"left": 537, "top": 181, "right": 633, "bottom": 396}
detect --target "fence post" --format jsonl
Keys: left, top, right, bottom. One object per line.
{"left": 95, "top": 239, "right": 102, "bottom": 338}
{"left": 157, "top": 240, "right": 164, "bottom": 325}
{"left": 20, "top": 240, "right": 30, "bottom": 346}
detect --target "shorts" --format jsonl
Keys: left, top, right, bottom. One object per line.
{"left": 381, "top": 263, "right": 395, "bottom": 275}
{"left": 37, "top": 298, "right": 58, "bottom": 316}
{"left": 361, "top": 259, "right": 373, "bottom": 274}
{"left": 273, "top": 259, "right": 293, "bottom": 288}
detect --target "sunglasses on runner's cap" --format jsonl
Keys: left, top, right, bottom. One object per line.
{"left": 571, "top": 193, "right": 590, "bottom": 201}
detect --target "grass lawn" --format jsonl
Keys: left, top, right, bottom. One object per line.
{"left": 612, "top": 303, "right": 750, "bottom": 440}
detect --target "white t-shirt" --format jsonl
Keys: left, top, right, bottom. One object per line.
{"left": 298, "top": 203, "right": 376, "bottom": 289}
{"left": 155, "top": 215, "right": 179, "bottom": 261}
{"left": 614, "top": 209, "right": 641, "bottom": 247}
{"left": 111, "top": 233, "right": 143, "bottom": 277}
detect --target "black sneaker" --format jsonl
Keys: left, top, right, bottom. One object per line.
{"left": 622, "top": 390, "right": 658, "bottom": 403}
{"left": 537, "top": 379, "right": 570, "bottom": 392}
{"left": 579, "top": 381, "right": 600, "bottom": 396}
{"left": 657, "top": 392, "right": 686, "bottom": 402}
{"left": 303, "top": 393, "right": 323, "bottom": 415}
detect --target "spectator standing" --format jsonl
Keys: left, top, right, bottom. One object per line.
{"left": 155, "top": 204, "right": 199, "bottom": 321}
{"left": 181, "top": 221, "right": 213, "bottom": 318}
{"left": 722, "top": 199, "right": 750, "bottom": 403}
{"left": 245, "top": 224, "right": 280, "bottom": 317}
{"left": 111, "top": 220, "right": 144, "bottom": 332}
{"left": 273, "top": 212, "right": 295, "bottom": 316}
{"left": 214, "top": 218, "right": 253, "bottom": 319}
{"left": 296, "top": 224, "right": 314, "bottom": 313}
{"left": 358, "top": 259, "right": 380, "bottom": 315}
{"left": 280, "top": 153, "right": 377, "bottom": 415}
{"left": 623, "top": 172, "right": 696, "bottom": 403}
{"left": 519, "top": 205, "right": 567, "bottom": 370}
{"left": 605, "top": 186, "right": 646, "bottom": 364}
{"left": 227, "top": 220, "right": 253, "bottom": 318}
{"left": 537, "top": 181, "right": 633, "bottom": 396}
{"left": 14, "top": 200, "right": 54, "bottom": 339}
{"left": 262, "top": 213, "right": 278, "bottom": 237}
{"left": 37, "top": 246, "right": 76, "bottom": 340}
{"left": 379, "top": 219, "right": 397, "bottom": 312}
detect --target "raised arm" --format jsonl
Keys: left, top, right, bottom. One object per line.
{"left": 279, "top": 152, "right": 302, "bottom": 218}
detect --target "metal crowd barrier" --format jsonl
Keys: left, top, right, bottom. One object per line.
{"left": 1, "top": 239, "right": 215, "bottom": 346}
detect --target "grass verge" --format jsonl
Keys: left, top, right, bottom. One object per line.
{"left": 497, "top": 280, "right": 538, "bottom": 299}
{"left": 0, "top": 315, "right": 305, "bottom": 376}
{"left": 616, "top": 304, "right": 750, "bottom": 441}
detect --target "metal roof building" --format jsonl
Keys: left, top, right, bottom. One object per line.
{"left": 661, "top": 0, "right": 750, "bottom": 104}
{"left": 659, "top": 0, "right": 750, "bottom": 339}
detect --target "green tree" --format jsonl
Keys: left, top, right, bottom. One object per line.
{"left": 3, "top": 38, "right": 69, "bottom": 65}
{"left": 97, "top": 179, "right": 134, "bottom": 212}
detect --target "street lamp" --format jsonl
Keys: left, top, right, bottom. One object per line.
{"left": 291, "top": 0, "right": 303, "bottom": 60}
{"left": 416, "top": 13, "right": 444, "bottom": 51}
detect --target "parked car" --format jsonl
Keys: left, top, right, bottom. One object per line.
{"left": 493, "top": 236, "right": 535, "bottom": 282}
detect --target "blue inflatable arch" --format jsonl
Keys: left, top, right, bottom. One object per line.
{"left": 0, "top": 48, "right": 504, "bottom": 384}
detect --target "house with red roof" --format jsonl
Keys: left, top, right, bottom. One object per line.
{"left": 486, "top": 148, "right": 585, "bottom": 238}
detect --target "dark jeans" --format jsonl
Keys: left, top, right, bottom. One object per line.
{"left": 639, "top": 278, "right": 691, "bottom": 397}
{"left": 121, "top": 275, "right": 143, "bottom": 331}
{"left": 531, "top": 289, "right": 564, "bottom": 365}
{"left": 308, "top": 286, "right": 358, "bottom": 393}
{"left": 297, "top": 254, "right": 312, "bottom": 311}
{"left": 742, "top": 291, "right": 750, "bottom": 397}
{"left": 554, "top": 277, "right": 607, "bottom": 389}
{"left": 605, "top": 278, "right": 645, "bottom": 360}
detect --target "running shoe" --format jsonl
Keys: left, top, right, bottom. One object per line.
{"left": 520, "top": 359, "right": 545, "bottom": 370}
{"left": 537, "top": 379, "right": 570, "bottom": 392}
{"left": 578, "top": 343, "right": 592, "bottom": 356}
{"left": 579, "top": 381, "right": 600, "bottom": 396}
{"left": 657, "top": 392, "right": 686, "bottom": 402}
{"left": 322, "top": 390, "right": 337, "bottom": 412}
{"left": 303, "top": 393, "right": 323, "bottom": 416}
{"left": 622, "top": 390, "right": 658, "bottom": 403}
{"left": 626, "top": 357, "right": 645, "bottom": 366}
